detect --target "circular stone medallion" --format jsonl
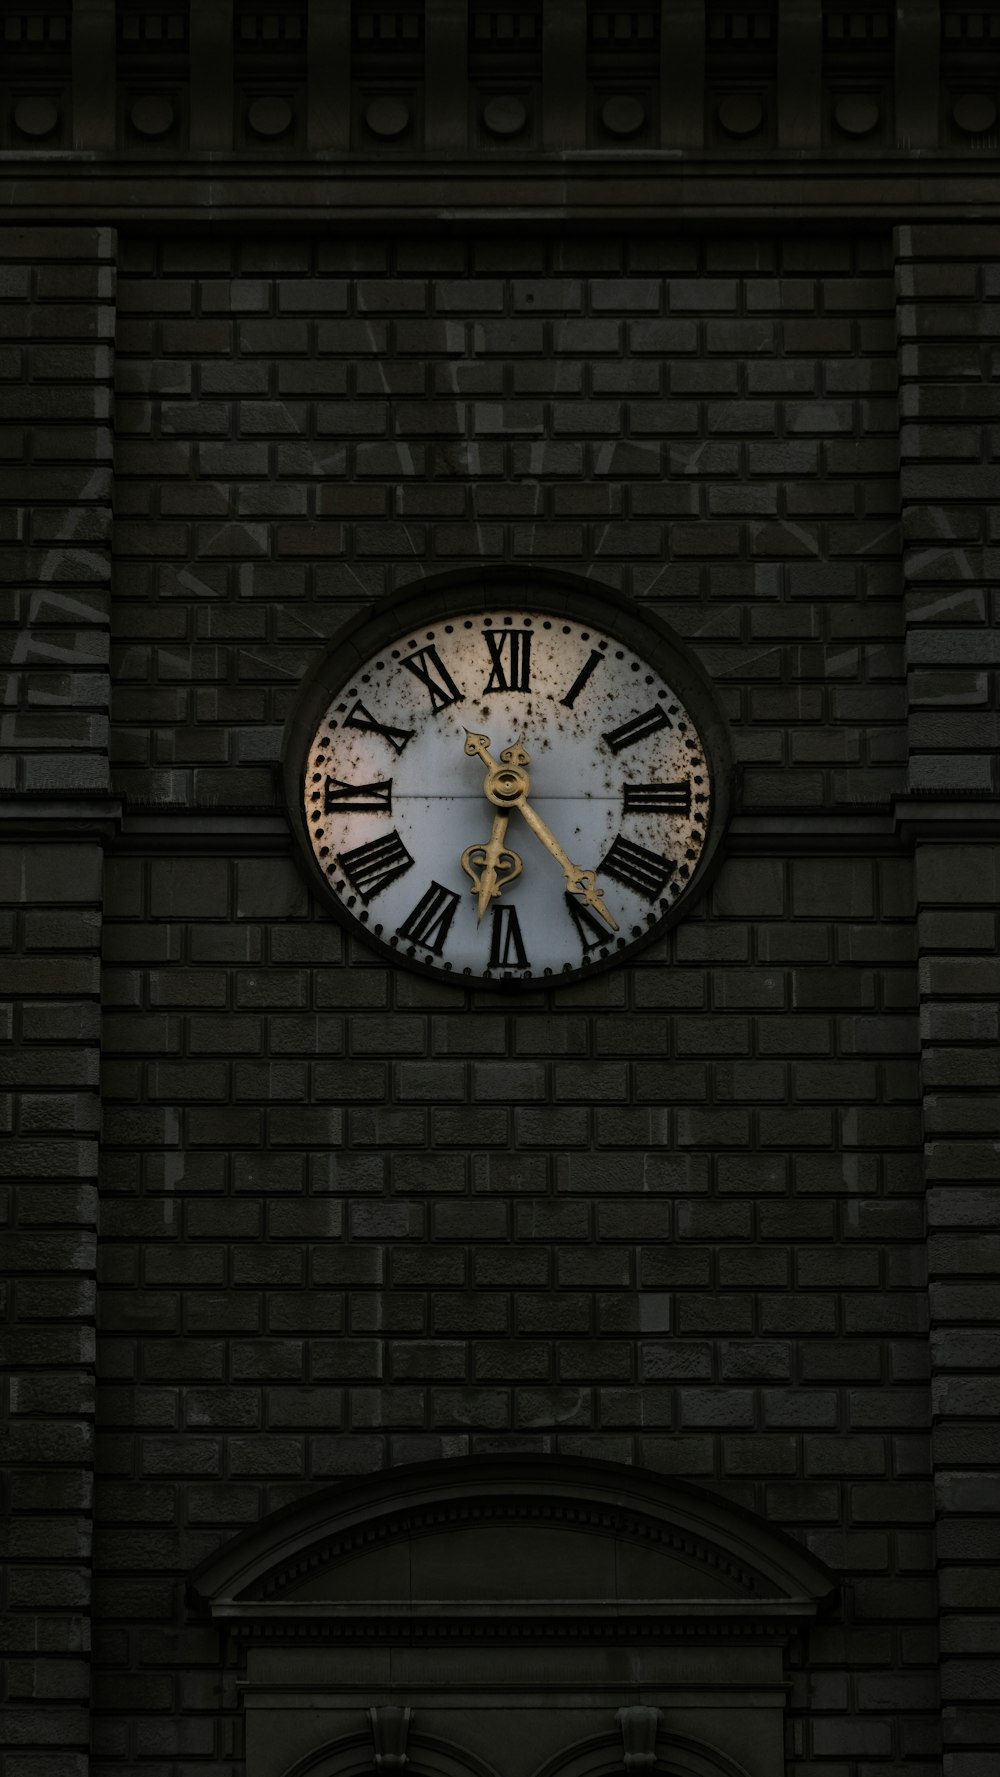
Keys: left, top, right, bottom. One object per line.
{"left": 482, "top": 95, "right": 527, "bottom": 137}
{"left": 247, "top": 95, "right": 293, "bottom": 138}
{"left": 717, "top": 95, "right": 763, "bottom": 137}
{"left": 953, "top": 93, "right": 998, "bottom": 135}
{"left": 601, "top": 95, "right": 646, "bottom": 136}
{"left": 13, "top": 96, "right": 59, "bottom": 137}
{"left": 834, "top": 94, "right": 880, "bottom": 135}
{"left": 130, "top": 96, "right": 175, "bottom": 137}
{"left": 365, "top": 96, "right": 410, "bottom": 138}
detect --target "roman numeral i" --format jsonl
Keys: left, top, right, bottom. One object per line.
{"left": 338, "top": 829, "right": 414, "bottom": 903}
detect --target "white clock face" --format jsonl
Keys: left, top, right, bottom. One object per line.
{"left": 298, "top": 605, "right": 714, "bottom": 985}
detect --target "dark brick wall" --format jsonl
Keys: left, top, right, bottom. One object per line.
{"left": 1, "top": 226, "right": 115, "bottom": 1777}
{"left": 84, "top": 231, "right": 940, "bottom": 1775}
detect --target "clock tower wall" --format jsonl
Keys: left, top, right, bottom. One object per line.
{"left": 85, "top": 228, "right": 935, "bottom": 1773}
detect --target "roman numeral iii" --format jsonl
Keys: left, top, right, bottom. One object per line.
{"left": 483, "top": 628, "right": 532, "bottom": 694}
{"left": 623, "top": 780, "right": 691, "bottom": 815}
{"left": 338, "top": 830, "right": 414, "bottom": 903}
{"left": 399, "top": 644, "right": 463, "bottom": 714}
{"left": 324, "top": 776, "right": 392, "bottom": 814}
{"left": 602, "top": 704, "right": 672, "bottom": 754}
{"left": 344, "top": 701, "right": 415, "bottom": 756}
{"left": 488, "top": 904, "right": 529, "bottom": 969}
{"left": 600, "top": 834, "right": 675, "bottom": 901}
{"left": 396, "top": 882, "right": 462, "bottom": 956}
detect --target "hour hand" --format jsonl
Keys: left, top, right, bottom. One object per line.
{"left": 461, "top": 811, "right": 523, "bottom": 923}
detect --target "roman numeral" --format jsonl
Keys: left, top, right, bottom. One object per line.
{"left": 565, "top": 893, "right": 612, "bottom": 957}
{"left": 324, "top": 776, "right": 393, "bottom": 814}
{"left": 488, "top": 904, "right": 530, "bottom": 969}
{"left": 338, "top": 829, "right": 414, "bottom": 903}
{"left": 603, "top": 704, "right": 672, "bottom": 754}
{"left": 560, "top": 648, "right": 604, "bottom": 710}
{"left": 624, "top": 780, "right": 691, "bottom": 816}
{"left": 344, "top": 701, "right": 415, "bottom": 757}
{"left": 484, "top": 628, "right": 532, "bottom": 694}
{"left": 399, "top": 644, "right": 463, "bottom": 715}
{"left": 600, "top": 834, "right": 675, "bottom": 902}
{"left": 396, "top": 881, "right": 462, "bottom": 956}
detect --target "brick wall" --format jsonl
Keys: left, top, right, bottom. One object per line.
{"left": 84, "top": 232, "right": 941, "bottom": 1774}
{"left": 1, "top": 228, "right": 116, "bottom": 1777}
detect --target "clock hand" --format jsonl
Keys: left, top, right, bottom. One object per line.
{"left": 464, "top": 730, "right": 618, "bottom": 933}
{"left": 461, "top": 811, "right": 523, "bottom": 923}
{"left": 515, "top": 797, "right": 619, "bottom": 933}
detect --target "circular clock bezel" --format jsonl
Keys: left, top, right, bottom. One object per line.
{"left": 282, "top": 568, "right": 734, "bottom": 990}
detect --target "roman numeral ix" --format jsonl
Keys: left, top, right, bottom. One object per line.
{"left": 344, "top": 701, "right": 415, "bottom": 757}
{"left": 484, "top": 628, "right": 532, "bottom": 694}
{"left": 624, "top": 780, "right": 691, "bottom": 816}
{"left": 600, "top": 834, "right": 675, "bottom": 902}
{"left": 400, "top": 644, "right": 463, "bottom": 715}
{"left": 338, "top": 829, "right": 414, "bottom": 904}
{"left": 603, "top": 704, "right": 672, "bottom": 754}
{"left": 396, "top": 881, "right": 462, "bottom": 956}
{"left": 324, "top": 776, "right": 392, "bottom": 814}
{"left": 488, "top": 905, "right": 529, "bottom": 969}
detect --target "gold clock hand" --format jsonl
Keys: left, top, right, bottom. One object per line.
{"left": 516, "top": 798, "right": 619, "bottom": 933}
{"left": 461, "top": 812, "right": 523, "bottom": 923}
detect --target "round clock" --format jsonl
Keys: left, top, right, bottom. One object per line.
{"left": 283, "top": 573, "right": 731, "bottom": 988}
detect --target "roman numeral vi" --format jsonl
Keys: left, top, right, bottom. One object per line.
{"left": 488, "top": 905, "right": 530, "bottom": 969}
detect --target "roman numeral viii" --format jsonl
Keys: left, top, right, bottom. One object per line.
{"left": 338, "top": 830, "right": 414, "bottom": 903}
{"left": 344, "top": 701, "right": 415, "bottom": 756}
{"left": 600, "top": 834, "right": 675, "bottom": 901}
{"left": 484, "top": 628, "right": 532, "bottom": 694}
{"left": 400, "top": 644, "right": 463, "bottom": 714}
{"left": 396, "top": 882, "right": 462, "bottom": 956}
{"left": 624, "top": 780, "right": 691, "bottom": 815}
{"left": 324, "top": 776, "right": 392, "bottom": 814}
{"left": 603, "top": 704, "right": 672, "bottom": 754}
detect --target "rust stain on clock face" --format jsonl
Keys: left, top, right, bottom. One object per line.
{"left": 303, "top": 610, "right": 711, "bottom": 984}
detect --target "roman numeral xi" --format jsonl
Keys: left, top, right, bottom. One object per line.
{"left": 400, "top": 644, "right": 463, "bottom": 714}
{"left": 338, "top": 830, "right": 414, "bottom": 904}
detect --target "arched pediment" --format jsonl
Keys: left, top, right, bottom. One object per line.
{"left": 191, "top": 1456, "right": 835, "bottom": 1636}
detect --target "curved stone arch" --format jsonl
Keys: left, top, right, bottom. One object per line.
{"left": 532, "top": 1732, "right": 752, "bottom": 1777}
{"left": 281, "top": 1730, "right": 501, "bottom": 1777}
{"left": 191, "top": 1454, "right": 836, "bottom": 1625}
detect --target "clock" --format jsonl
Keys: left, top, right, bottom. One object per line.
{"left": 283, "top": 573, "right": 731, "bottom": 988}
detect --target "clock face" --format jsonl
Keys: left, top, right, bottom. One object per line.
{"left": 287, "top": 584, "right": 729, "bottom": 988}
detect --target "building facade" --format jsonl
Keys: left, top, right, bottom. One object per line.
{"left": 2, "top": 6, "right": 999, "bottom": 1777}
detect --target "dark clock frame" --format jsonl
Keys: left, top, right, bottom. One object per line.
{"left": 282, "top": 566, "right": 735, "bottom": 991}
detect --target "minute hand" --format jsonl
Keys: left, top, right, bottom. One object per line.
{"left": 516, "top": 798, "right": 619, "bottom": 933}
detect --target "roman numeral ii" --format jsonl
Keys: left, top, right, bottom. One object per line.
{"left": 602, "top": 704, "right": 672, "bottom": 754}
